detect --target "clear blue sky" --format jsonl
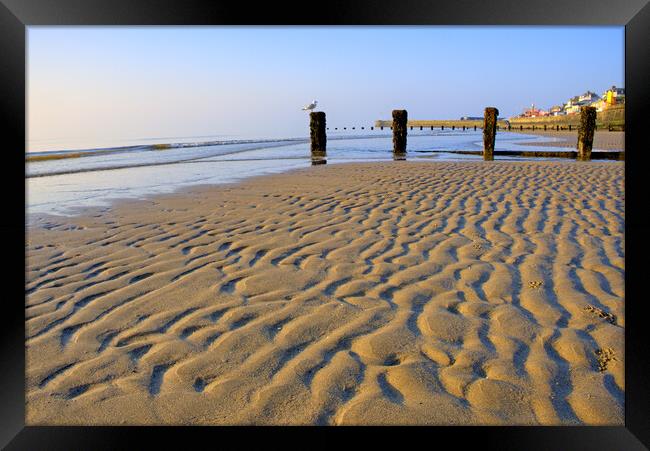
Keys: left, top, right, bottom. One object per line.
{"left": 28, "top": 26, "right": 624, "bottom": 149}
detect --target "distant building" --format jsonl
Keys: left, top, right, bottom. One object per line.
{"left": 563, "top": 97, "right": 580, "bottom": 115}
{"left": 512, "top": 85, "right": 622, "bottom": 119}
{"left": 521, "top": 104, "right": 548, "bottom": 118}
{"left": 602, "top": 85, "right": 625, "bottom": 106}
{"left": 564, "top": 91, "right": 602, "bottom": 115}
{"left": 578, "top": 91, "right": 600, "bottom": 104}
{"left": 590, "top": 98, "right": 607, "bottom": 112}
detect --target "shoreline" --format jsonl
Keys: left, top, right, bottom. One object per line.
{"left": 26, "top": 160, "right": 624, "bottom": 425}
{"left": 509, "top": 130, "right": 624, "bottom": 151}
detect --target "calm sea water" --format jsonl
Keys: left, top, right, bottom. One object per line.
{"left": 26, "top": 130, "right": 579, "bottom": 217}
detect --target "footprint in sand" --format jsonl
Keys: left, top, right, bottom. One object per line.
{"left": 595, "top": 347, "right": 617, "bottom": 372}
{"left": 584, "top": 304, "right": 617, "bottom": 324}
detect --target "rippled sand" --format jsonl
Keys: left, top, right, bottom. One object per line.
{"left": 26, "top": 161, "right": 624, "bottom": 425}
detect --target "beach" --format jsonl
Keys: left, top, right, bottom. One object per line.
{"left": 26, "top": 160, "right": 624, "bottom": 425}
{"left": 514, "top": 130, "right": 624, "bottom": 151}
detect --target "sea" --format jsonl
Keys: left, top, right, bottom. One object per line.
{"left": 26, "top": 129, "right": 586, "bottom": 218}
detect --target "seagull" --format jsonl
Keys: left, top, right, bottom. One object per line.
{"left": 302, "top": 100, "right": 318, "bottom": 112}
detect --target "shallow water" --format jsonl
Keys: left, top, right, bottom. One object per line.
{"left": 26, "top": 130, "right": 581, "bottom": 217}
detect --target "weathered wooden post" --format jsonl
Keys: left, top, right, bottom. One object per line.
{"left": 474, "top": 125, "right": 477, "bottom": 131}
{"left": 577, "top": 106, "right": 596, "bottom": 161}
{"left": 310, "top": 111, "right": 326, "bottom": 157}
{"left": 392, "top": 109, "right": 407, "bottom": 155}
{"left": 544, "top": 124, "right": 547, "bottom": 131}
{"left": 568, "top": 125, "right": 572, "bottom": 131}
{"left": 430, "top": 126, "right": 433, "bottom": 130}
{"left": 452, "top": 125, "right": 455, "bottom": 130}
{"left": 532, "top": 125, "right": 535, "bottom": 131}
{"left": 420, "top": 126, "right": 423, "bottom": 130}
{"left": 381, "top": 126, "right": 384, "bottom": 130}
{"left": 556, "top": 125, "right": 559, "bottom": 131}
{"left": 483, "top": 107, "right": 498, "bottom": 161}
{"left": 441, "top": 125, "right": 444, "bottom": 130}
{"left": 463, "top": 125, "right": 466, "bottom": 131}
{"left": 310, "top": 112, "right": 327, "bottom": 165}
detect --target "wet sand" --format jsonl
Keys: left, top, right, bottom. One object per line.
{"left": 513, "top": 131, "right": 624, "bottom": 151}
{"left": 26, "top": 160, "right": 624, "bottom": 425}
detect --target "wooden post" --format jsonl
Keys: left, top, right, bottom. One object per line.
{"left": 441, "top": 125, "right": 444, "bottom": 130}
{"left": 544, "top": 124, "right": 547, "bottom": 131}
{"left": 483, "top": 107, "right": 498, "bottom": 161}
{"left": 568, "top": 125, "right": 572, "bottom": 131}
{"left": 520, "top": 125, "right": 523, "bottom": 130}
{"left": 420, "top": 126, "right": 423, "bottom": 130}
{"left": 371, "top": 126, "right": 374, "bottom": 130}
{"left": 431, "top": 126, "right": 433, "bottom": 130}
{"left": 577, "top": 106, "right": 596, "bottom": 161}
{"left": 556, "top": 125, "right": 559, "bottom": 131}
{"left": 392, "top": 109, "right": 408, "bottom": 155}
{"left": 310, "top": 111, "right": 326, "bottom": 157}
{"left": 410, "top": 126, "right": 413, "bottom": 130}
{"left": 532, "top": 125, "right": 535, "bottom": 131}
{"left": 452, "top": 125, "right": 455, "bottom": 130}
{"left": 463, "top": 125, "right": 466, "bottom": 131}
{"left": 474, "top": 125, "right": 477, "bottom": 131}
{"left": 381, "top": 126, "right": 384, "bottom": 130}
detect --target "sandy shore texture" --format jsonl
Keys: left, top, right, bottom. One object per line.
{"left": 26, "top": 161, "right": 624, "bottom": 425}
{"left": 514, "top": 130, "right": 624, "bottom": 151}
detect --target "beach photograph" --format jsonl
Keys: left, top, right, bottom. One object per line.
{"left": 25, "top": 26, "right": 625, "bottom": 425}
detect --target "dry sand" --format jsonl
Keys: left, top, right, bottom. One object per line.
{"left": 513, "top": 130, "right": 624, "bottom": 151}
{"left": 26, "top": 161, "right": 625, "bottom": 425}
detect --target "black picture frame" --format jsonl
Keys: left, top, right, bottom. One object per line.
{"left": 3, "top": 0, "right": 649, "bottom": 448}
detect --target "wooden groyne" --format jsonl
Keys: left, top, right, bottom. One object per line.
{"left": 577, "top": 106, "right": 597, "bottom": 161}
{"left": 374, "top": 119, "right": 510, "bottom": 129}
{"left": 483, "top": 107, "right": 498, "bottom": 161}
{"left": 311, "top": 106, "right": 624, "bottom": 163}
{"left": 392, "top": 110, "right": 408, "bottom": 155}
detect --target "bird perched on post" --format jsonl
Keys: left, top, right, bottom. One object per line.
{"left": 302, "top": 100, "right": 318, "bottom": 112}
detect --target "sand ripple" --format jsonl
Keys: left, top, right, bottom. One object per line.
{"left": 26, "top": 161, "right": 624, "bottom": 425}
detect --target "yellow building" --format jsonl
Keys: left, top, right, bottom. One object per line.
{"left": 603, "top": 85, "right": 625, "bottom": 107}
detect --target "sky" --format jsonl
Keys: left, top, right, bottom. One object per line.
{"left": 27, "top": 26, "right": 624, "bottom": 151}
